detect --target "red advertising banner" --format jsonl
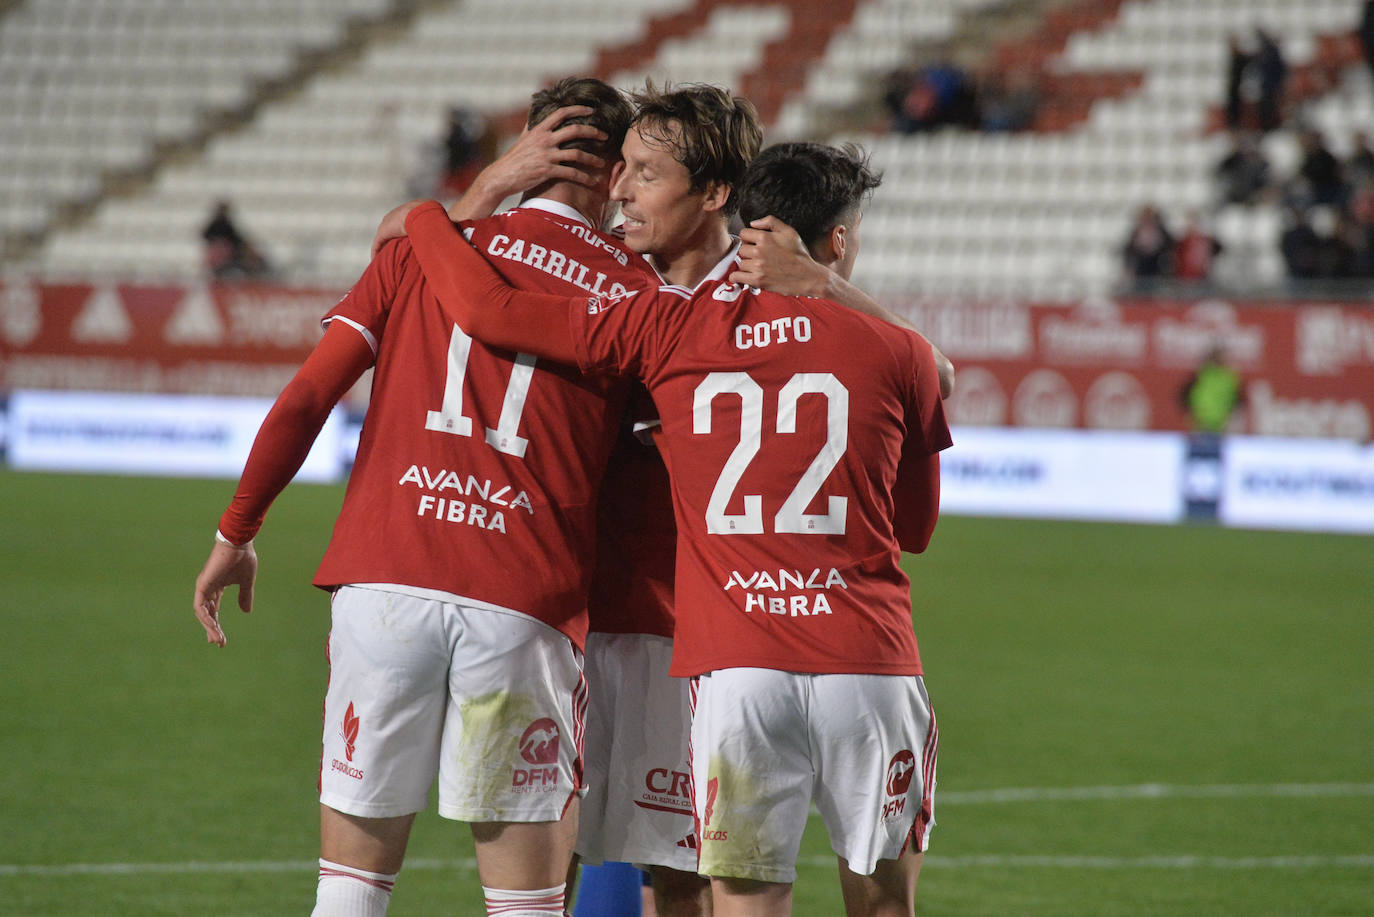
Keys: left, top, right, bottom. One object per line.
{"left": 898, "top": 297, "right": 1374, "bottom": 441}
{"left": 2, "top": 280, "right": 1371, "bottom": 439}
{"left": 0, "top": 279, "right": 344, "bottom": 401}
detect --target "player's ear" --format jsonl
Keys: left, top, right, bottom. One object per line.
{"left": 817, "top": 223, "right": 846, "bottom": 267}
{"left": 832, "top": 224, "right": 847, "bottom": 262}
{"left": 701, "top": 180, "right": 731, "bottom": 214}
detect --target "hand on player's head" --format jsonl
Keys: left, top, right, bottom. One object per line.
{"left": 728, "top": 216, "right": 828, "bottom": 297}
{"left": 482, "top": 104, "right": 609, "bottom": 199}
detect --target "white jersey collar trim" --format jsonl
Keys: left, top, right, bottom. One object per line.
{"left": 518, "top": 197, "right": 593, "bottom": 228}
{"left": 649, "top": 237, "right": 742, "bottom": 295}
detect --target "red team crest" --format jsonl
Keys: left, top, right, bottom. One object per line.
{"left": 886, "top": 749, "right": 916, "bottom": 797}
{"left": 342, "top": 702, "right": 360, "bottom": 762}
{"left": 518, "top": 718, "right": 561, "bottom": 765}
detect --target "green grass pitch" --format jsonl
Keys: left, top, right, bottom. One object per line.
{"left": 1, "top": 469, "right": 1371, "bottom": 915}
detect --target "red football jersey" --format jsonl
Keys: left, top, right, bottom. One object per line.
{"left": 313, "top": 200, "right": 657, "bottom": 647}
{"left": 570, "top": 274, "right": 952, "bottom": 677}
{"left": 586, "top": 384, "right": 676, "bottom": 638}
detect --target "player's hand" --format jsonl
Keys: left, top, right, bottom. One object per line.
{"left": 728, "top": 216, "right": 828, "bottom": 297}
{"left": 455, "top": 105, "right": 608, "bottom": 213}
{"left": 371, "top": 199, "right": 428, "bottom": 259}
{"left": 193, "top": 539, "right": 259, "bottom": 648}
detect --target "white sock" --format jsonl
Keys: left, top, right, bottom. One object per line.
{"left": 482, "top": 882, "right": 566, "bottom": 916}
{"left": 312, "top": 858, "right": 397, "bottom": 917}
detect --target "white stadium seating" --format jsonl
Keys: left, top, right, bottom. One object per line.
{"left": 4, "top": 0, "right": 1369, "bottom": 299}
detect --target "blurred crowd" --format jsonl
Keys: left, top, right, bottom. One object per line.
{"left": 1122, "top": 22, "right": 1374, "bottom": 293}
{"left": 879, "top": 20, "right": 1374, "bottom": 296}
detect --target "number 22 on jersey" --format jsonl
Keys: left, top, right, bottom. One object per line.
{"left": 694, "top": 371, "right": 849, "bottom": 536}
{"left": 424, "top": 324, "right": 535, "bottom": 457}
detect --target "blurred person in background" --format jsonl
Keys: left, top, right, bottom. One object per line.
{"left": 977, "top": 65, "right": 1041, "bottom": 133}
{"left": 1173, "top": 211, "right": 1223, "bottom": 287}
{"left": 1223, "top": 32, "right": 1253, "bottom": 130}
{"left": 439, "top": 105, "right": 497, "bottom": 197}
{"left": 1344, "top": 130, "right": 1374, "bottom": 189}
{"left": 1180, "top": 344, "right": 1245, "bottom": 434}
{"left": 1343, "top": 185, "right": 1374, "bottom": 277}
{"left": 1253, "top": 26, "right": 1287, "bottom": 132}
{"left": 1214, "top": 131, "right": 1272, "bottom": 205}
{"left": 1289, "top": 127, "right": 1348, "bottom": 209}
{"left": 1121, "top": 203, "right": 1175, "bottom": 291}
{"left": 1279, "top": 202, "right": 1323, "bottom": 282}
{"left": 1360, "top": 0, "right": 1373, "bottom": 83}
{"left": 883, "top": 52, "right": 979, "bottom": 134}
{"left": 201, "top": 199, "right": 271, "bottom": 280}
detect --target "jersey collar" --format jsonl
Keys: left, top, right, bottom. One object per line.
{"left": 648, "top": 237, "right": 742, "bottom": 297}
{"left": 518, "top": 197, "right": 593, "bottom": 228}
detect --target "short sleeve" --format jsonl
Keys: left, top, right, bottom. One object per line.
{"left": 905, "top": 332, "right": 953, "bottom": 457}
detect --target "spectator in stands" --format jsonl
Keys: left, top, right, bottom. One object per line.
{"left": 1280, "top": 203, "right": 1347, "bottom": 283}
{"left": 439, "top": 105, "right": 496, "bottom": 197}
{"left": 1223, "top": 32, "right": 1253, "bottom": 130}
{"left": 1361, "top": 0, "right": 1374, "bottom": 84}
{"left": 1345, "top": 186, "right": 1374, "bottom": 277}
{"left": 1253, "top": 27, "right": 1287, "bottom": 132}
{"left": 1345, "top": 130, "right": 1374, "bottom": 189}
{"left": 1279, "top": 203, "right": 1320, "bottom": 280}
{"left": 1121, "top": 203, "right": 1175, "bottom": 289}
{"left": 1214, "top": 131, "right": 1272, "bottom": 205}
{"left": 1173, "top": 211, "right": 1223, "bottom": 286}
{"left": 201, "top": 200, "right": 271, "bottom": 281}
{"left": 978, "top": 65, "right": 1041, "bottom": 133}
{"left": 883, "top": 53, "right": 979, "bottom": 133}
{"left": 1318, "top": 209, "right": 1358, "bottom": 278}
{"left": 1289, "top": 128, "right": 1348, "bottom": 209}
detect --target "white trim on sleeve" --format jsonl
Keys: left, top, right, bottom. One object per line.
{"left": 322, "top": 315, "right": 379, "bottom": 355}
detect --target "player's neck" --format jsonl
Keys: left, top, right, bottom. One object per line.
{"left": 523, "top": 182, "right": 606, "bottom": 230}
{"left": 650, "top": 220, "right": 734, "bottom": 289}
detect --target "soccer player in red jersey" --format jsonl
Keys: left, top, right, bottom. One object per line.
{"left": 192, "top": 79, "right": 658, "bottom": 917}
{"left": 398, "top": 139, "right": 950, "bottom": 917}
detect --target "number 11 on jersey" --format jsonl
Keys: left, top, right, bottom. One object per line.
{"left": 425, "top": 324, "right": 535, "bottom": 458}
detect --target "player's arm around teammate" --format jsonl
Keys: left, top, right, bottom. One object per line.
{"left": 729, "top": 215, "right": 954, "bottom": 399}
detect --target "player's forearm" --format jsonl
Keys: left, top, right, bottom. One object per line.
{"left": 446, "top": 170, "right": 507, "bottom": 222}
{"left": 218, "top": 390, "right": 334, "bottom": 544}
{"left": 893, "top": 454, "right": 941, "bottom": 555}
{"left": 218, "top": 328, "right": 371, "bottom": 543}
{"left": 405, "top": 201, "right": 580, "bottom": 363}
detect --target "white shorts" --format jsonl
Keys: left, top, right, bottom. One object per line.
{"left": 690, "top": 668, "right": 936, "bottom": 882}
{"left": 319, "top": 585, "right": 588, "bottom": 823}
{"left": 576, "top": 633, "right": 698, "bottom": 872}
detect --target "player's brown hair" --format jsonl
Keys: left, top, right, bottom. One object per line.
{"left": 738, "top": 142, "right": 882, "bottom": 249}
{"left": 527, "top": 77, "right": 634, "bottom": 164}
{"left": 629, "top": 81, "right": 763, "bottom": 215}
